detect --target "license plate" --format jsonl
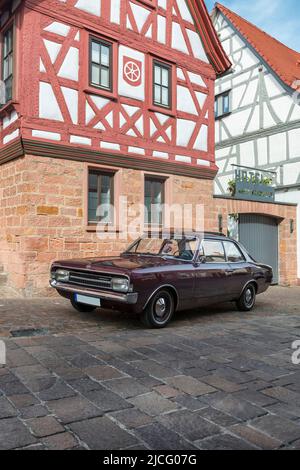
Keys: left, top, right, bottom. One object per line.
{"left": 75, "top": 294, "right": 101, "bottom": 307}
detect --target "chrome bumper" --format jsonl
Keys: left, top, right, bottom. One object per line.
{"left": 49, "top": 280, "right": 138, "bottom": 304}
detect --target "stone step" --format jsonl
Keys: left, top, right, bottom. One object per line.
{"left": 0, "top": 272, "right": 8, "bottom": 286}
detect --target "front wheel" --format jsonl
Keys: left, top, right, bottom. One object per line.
{"left": 70, "top": 298, "right": 97, "bottom": 313}
{"left": 140, "top": 289, "right": 175, "bottom": 328}
{"left": 236, "top": 283, "right": 256, "bottom": 311}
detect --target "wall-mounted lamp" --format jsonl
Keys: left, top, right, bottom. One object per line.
{"left": 290, "top": 219, "right": 294, "bottom": 234}
{"left": 218, "top": 214, "right": 223, "bottom": 234}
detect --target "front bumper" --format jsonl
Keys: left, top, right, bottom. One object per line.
{"left": 49, "top": 280, "right": 138, "bottom": 304}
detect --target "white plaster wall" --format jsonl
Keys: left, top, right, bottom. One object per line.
{"left": 118, "top": 46, "right": 145, "bottom": 101}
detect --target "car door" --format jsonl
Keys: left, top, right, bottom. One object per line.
{"left": 193, "top": 239, "right": 231, "bottom": 302}
{"left": 223, "top": 240, "right": 253, "bottom": 296}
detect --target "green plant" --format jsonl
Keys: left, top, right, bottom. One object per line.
{"left": 227, "top": 176, "right": 273, "bottom": 196}
{"left": 227, "top": 179, "right": 236, "bottom": 195}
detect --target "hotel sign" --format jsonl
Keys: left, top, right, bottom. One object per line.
{"left": 234, "top": 169, "right": 275, "bottom": 203}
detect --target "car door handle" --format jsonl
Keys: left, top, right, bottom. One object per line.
{"left": 226, "top": 269, "right": 234, "bottom": 274}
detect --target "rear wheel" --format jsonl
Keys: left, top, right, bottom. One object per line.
{"left": 141, "top": 289, "right": 175, "bottom": 328}
{"left": 236, "top": 283, "right": 256, "bottom": 312}
{"left": 70, "top": 298, "right": 97, "bottom": 313}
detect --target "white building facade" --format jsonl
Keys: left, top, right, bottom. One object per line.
{"left": 213, "top": 4, "right": 300, "bottom": 283}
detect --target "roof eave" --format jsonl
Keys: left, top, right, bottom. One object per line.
{"left": 189, "top": 0, "right": 231, "bottom": 75}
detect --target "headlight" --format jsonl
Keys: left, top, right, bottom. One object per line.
{"left": 55, "top": 269, "right": 70, "bottom": 282}
{"left": 111, "top": 277, "right": 129, "bottom": 293}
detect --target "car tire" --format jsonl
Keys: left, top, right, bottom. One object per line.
{"left": 236, "top": 283, "right": 256, "bottom": 312}
{"left": 140, "top": 289, "right": 175, "bottom": 328}
{"left": 70, "top": 298, "right": 97, "bottom": 313}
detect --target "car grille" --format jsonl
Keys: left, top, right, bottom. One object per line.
{"left": 67, "top": 271, "right": 113, "bottom": 290}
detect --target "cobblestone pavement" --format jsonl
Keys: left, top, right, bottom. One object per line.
{"left": 0, "top": 286, "right": 299, "bottom": 450}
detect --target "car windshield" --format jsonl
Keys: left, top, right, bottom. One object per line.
{"left": 124, "top": 236, "right": 199, "bottom": 261}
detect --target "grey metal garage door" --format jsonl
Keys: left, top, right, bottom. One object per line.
{"left": 239, "top": 214, "right": 279, "bottom": 284}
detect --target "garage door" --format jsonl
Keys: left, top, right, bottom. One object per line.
{"left": 239, "top": 214, "right": 279, "bottom": 284}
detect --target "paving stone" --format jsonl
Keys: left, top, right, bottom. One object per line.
{"left": 198, "top": 406, "right": 240, "bottom": 426}
{"left": 83, "top": 388, "right": 131, "bottom": 413}
{"left": 6, "top": 349, "right": 39, "bottom": 367}
{"left": 69, "top": 416, "right": 138, "bottom": 450}
{"left": 154, "top": 385, "right": 182, "bottom": 398}
{"left": 12, "top": 364, "right": 51, "bottom": 382}
{"left": 46, "top": 396, "right": 103, "bottom": 424}
{"left": 18, "top": 443, "right": 46, "bottom": 450}
{"left": 37, "top": 378, "right": 77, "bottom": 401}
{"left": 132, "top": 360, "right": 178, "bottom": 379}
{"left": 114, "top": 349, "right": 146, "bottom": 362}
{"left": 214, "top": 367, "right": 255, "bottom": 384}
{"left": 20, "top": 405, "right": 49, "bottom": 419}
{"left": 108, "top": 359, "right": 147, "bottom": 378}
{"left": 182, "top": 367, "right": 211, "bottom": 379}
{"left": 201, "top": 374, "right": 244, "bottom": 393}
{"left": 166, "top": 375, "right": 217, "bottom": 396}
{"left": 261, "top": 386, "right": 300, "bottom": 406}
{"left": 0, "top": 417, "right": 37, "bottom": 450}
{"left": 137, "top": 376, "right": 163, "bottom": 388}
{"left": 69, "top": 352, "right": 104, "bottom": 368}
{"left": 19, "top": 375, "right": 59, "bottom": 394}
{"left": 196, "top": 433, "right": 257, "bottom": 450}
{"left": 123, "top": 444, "right": 149, "bottom": 450}
{"left": 42, "top": 432, "right": 78, "bottom": 450}
{"left": 159, "top": 410, "right": 221, "bottom": 441}
{"left": 265, "top": 402, "right": 300, "bottom": 420}
{"left": 68, "top": 377, "right": 102, "bottom": 394}
{"left": 0, "top": 379, "right": 30, "bottom": 395}
{"left": 129, "top": 392, "right": 179, "bottom": 416}
{"left": 104, "top": 377, "right": 149, "bottom": 399}
{"left": 135, "top": 423, "right": 196, "bottom": 450}
{"left": 84, "top": 365, "right": 125, "bottom": 381}
{"left": 201, "top": 393, "right": 267, "bottom": 421}
{"left": 51, "top": 366, "right": 86, "bottom": 381}
{"left": 229, "top": 424, "right": 282, "bottom": 450}
{"left": 288, "top": 439, "right": 300, "bottom": 450}
{"left": 251, "top": 414, "right": 300, "bottom": 443}
{"left": 0, "top": 396, "right": 18, "bottom": 418}
{"left": 232, "top": 389, "right": 278, "bottom": 407}
{"left": 8, "top": 393, "right": 39, "bottom": 408}
{"left": 92, "top": 341, "right": 129, "bottom": 354}
{"left": 172, "top": 394, "right": 208, "bottom": 411}
{"left": 110, "top": 408, "right": 153, "bottom": 429}
{"left": 27, "top": 416, "right": 64, "bottom": 437}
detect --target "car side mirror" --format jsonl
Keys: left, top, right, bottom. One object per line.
{"left": 199, "top": 255, "right": 207, "bottom": 264}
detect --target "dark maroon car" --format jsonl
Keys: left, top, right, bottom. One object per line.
{"left": 50, "top": 232, "right": 273, "bottom": 328}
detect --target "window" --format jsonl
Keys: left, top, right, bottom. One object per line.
{"left": 88, "top": 170, "right": 114, "bottom": 224}
{"left": 144, "top": 177, "right": 165, "bottom": 226}
{"left": 202, "top": 240, "right": 226, "bottom": 263}
{"left": 90, "top": 38, "right": 112, "bottom": 91}
{"left": 2, "top": 26, "right": 13, "bottom": 103}
{"left": 215, "top": 91, "right": 231, "bottom": 118}
{"left": 223, "top": 241, "right": 245, "bottom": 263}
{"left": 153, "top": 61, "right": 171, "bottom": 109}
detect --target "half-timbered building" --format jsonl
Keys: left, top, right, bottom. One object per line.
{"left": 212, "top": 3, "right": 300, "bottom": 285}
{"left": 0, "top": 0, "right": 232, "bottom": 294}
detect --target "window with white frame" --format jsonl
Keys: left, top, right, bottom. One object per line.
{"left": 215, "top": 91, "right": 231, "bottom": 118}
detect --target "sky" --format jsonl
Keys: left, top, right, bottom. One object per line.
{"left": 205, "top": 0, "right": 300, "bottom": 52}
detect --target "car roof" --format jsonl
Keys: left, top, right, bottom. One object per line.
{"left": 142, "top": 230, "right": 228, "bottom": 240}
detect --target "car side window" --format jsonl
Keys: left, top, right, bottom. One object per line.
{"left": 202, "top": 240, "right": 226, "bottom": 263}
{"left": 223, "top": 241, "right": 245, "bottom": 263}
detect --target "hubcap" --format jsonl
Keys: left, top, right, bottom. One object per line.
{"left": 155, "top": 297, "right": 167, "bottom": 317}
{"left": 245, "top": 288, "right": 253, "bottom": 306}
